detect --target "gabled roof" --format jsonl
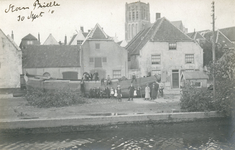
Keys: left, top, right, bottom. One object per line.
{"left": 68, "top": 30, "right": 89, "bottom": 45}
{"left": 187, "top": 32, "right": 204, "bottom": 40}
{"left": 86, "top": 24, "right": 110, "bottom": 39}
{"left": 22, "top": 45, "right": 80, "bottom": 68}
{"left": 204, "top": 30, "right": 234, "bottom": 49}
{"left": 183, "top": 71, "right": 209, "bottom": 80}
{"left": 219, "top": 26, "right": 235, "bottom": 42}
{"left": 22, "top": 33, "right": 38, "bottom": 40}
{"left": 126, "top": 17, "right": 193, "bottom": 55}
{"left": 68, "top": 34, "right": 77, "bottom": 45}
{"left": 171, "top": 21, "right": 183, "bottom": 29}
{"left": 0, "top": 29, "right": 20, "bottom": 51}
{"left": 82, "top": 32, "right": 89, "bottom": 37}
{"left": 43, "top": 34, "right": 59, "bottom": 45}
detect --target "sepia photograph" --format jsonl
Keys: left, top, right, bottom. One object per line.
{"left": 0, "top": 0, "right": 235, "bottom": 149}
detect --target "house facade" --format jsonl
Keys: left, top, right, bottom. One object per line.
{"left": 81, "top": 24, "right": 128, "bottom": 79}
{"left": 126, "top": 17, "right": 203, "bottom": 89}
{"left": 22, "top": 45, "right": 81, "bottom": 79}
{"left": 19, "top": 33, "right": 40, "bottom": 49}
{"left": 0, "top": 29, "right": 22, "bottom": 88}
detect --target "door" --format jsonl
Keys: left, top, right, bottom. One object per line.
{"left": 172, "top": 70, "right": 179, "bottom": 88}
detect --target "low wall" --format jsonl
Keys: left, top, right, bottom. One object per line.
{"left": 0, "top": 111, "right": 224, "bottom": 133}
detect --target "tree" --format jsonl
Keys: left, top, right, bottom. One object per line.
{"left": 210, "top": 49, "right": 235, "bottom": 116}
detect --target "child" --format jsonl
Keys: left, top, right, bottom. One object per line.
{"left": 116, "top": 85, "right": 122, "bottom": 102}
{"left": 134, "top": 88, "right": 137, "bottom": 97}
{"left": 110, "top": 87, "right": 114, "bottom": 99}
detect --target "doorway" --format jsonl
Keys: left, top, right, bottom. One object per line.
{"left": 172, "top": 70, "right": 179, "bottom": 88}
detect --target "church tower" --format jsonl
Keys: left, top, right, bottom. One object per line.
{"left": 125, "top": 1, "right": 151, "bottom": 42}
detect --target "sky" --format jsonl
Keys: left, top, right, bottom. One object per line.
{"left": 0, "top": 0, "right": 234, "bottom": 46}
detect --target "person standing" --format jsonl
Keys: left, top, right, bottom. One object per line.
{"left": 106, "top": 75, "right": 112, "bottom": 85}
{"left": 137, "top": 86, "right": 142, "bottom": 98}
{"left": 110, "top": 87, "right": 114, "bottom": 99}
{"left": 128, "top": 83, "right": 135, "bottom": 101}
{"left": 145, "top": 84, "right": 150, "bottom": 100}
{"left": 131, "top": 73, "right": 137, "bottom": 83}
{"left": 116, "top": 85, "right": 122, "bottom": 102}
{"left": 155, "top": 81, "right": 159, "bottom": 99}
{"left": 80, "top": 78, "right": 85, "bottom": 96}
{"left": 105, "top": 86, "right": 110, "bottom": 98}
{"left": 151, "top": 84, "right": 157, "bottom": 100}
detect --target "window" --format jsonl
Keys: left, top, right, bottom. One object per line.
{"left": 113, "top": 70, "right": 121, "bottom": 78}
{"left": 129, "top": 12, "right": 131, "bottom": 21}
{"left": 169, "top": 42, "right": 177, "bottom": 50}
{"left": 151, "top": 54, "right": 161, "bottom": 64}
{"left": 27, "top": 41, "right": 33, "bottom": 45}
{"left": 191, "top": 81, "right": 202, "bottom": 88}
{"left": 102, "top": 57, "right": 107, "bottom": 62}
{"left": 95, "top": 43, "right": 100, "bottom": 49}
{"left": 132, "top": 11, "right": 135, "bottom": 20}
{"left": 95, "top": 57, "right": 102, "bottom": 68}
{"left": 185, "top": 54, "right": 194, "bottom": 64}
{"left": 89, "top": 57, "right": 94, "bottom": 63}
{"left": 77, "top": 40, "right": 83, "bottom": 45}
{"left": 136, "top": 11, "right": 138, "bottom": 19}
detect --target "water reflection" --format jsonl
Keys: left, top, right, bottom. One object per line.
{"left": 0, "top": 118, "right": 234, "bottom": 150}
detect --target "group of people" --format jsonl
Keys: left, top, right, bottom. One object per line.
{"left": 88, "top": 86, "right": 122, "bottom": 101}
{"left": 81, "top": 75, "right": 164, "bottom": 101}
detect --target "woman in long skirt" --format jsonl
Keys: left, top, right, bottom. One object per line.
{"left": 145, "top": 84, "right": 150, "bottom": 100}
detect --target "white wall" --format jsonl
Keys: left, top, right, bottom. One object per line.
{"left": 82, "top": 40, "right": 128, "bottom": 79}
{"left": 0, "top": 31, "right": 22, "bottom": 88}
{"left": 134, "top": 41, "right": 203, "bottom": 88}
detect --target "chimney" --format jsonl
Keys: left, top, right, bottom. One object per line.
{"left": 80, "top": 26, "right": 84, "bottom": 33}
{"left": 11, "top": 31, "right": 14, "bottom": 40}
{"left": 38, "top": 33, "right": 40, "bottom": 44}
{"left": 64, "top": 35, "right": 67, "bottom": 45}
{"left": 155, "top": 13, "right": 161, "bottom": 21}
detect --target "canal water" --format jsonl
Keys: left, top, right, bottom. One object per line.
{"left": 0, "top": 118, "right": 234, "bottom": 150}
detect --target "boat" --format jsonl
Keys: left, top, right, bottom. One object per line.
{"left": 25, "top": 74, "right": 157, "bottom": 98}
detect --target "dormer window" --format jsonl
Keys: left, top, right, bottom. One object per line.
{"left": 169, "top": 42, "right": 177, "bottom": 50}
{"left": 95, "top": 43, "right": 100, "bottom": 49}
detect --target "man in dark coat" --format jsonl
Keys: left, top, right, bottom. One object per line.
{"left": 151, "top": 84, "right": 157, "bottom": 100}
{"left": 105, "top": 87, "right": 110, "bottom": 98}
{"left": 155, "top": 81, "right": 159, "bottom": 99}
{"left": 128, "top": 83, "right": 135, "bottom": 101}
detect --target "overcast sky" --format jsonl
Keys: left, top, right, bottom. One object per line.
{"left": 0, "top": 0, "right": 234, "bottom": 45}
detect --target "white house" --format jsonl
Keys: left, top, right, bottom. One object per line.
{"left": 126, "top": 17, "right": 204, "bottom": 89}
{"left": 0, "top": 29, "right": 22, "bottom": 88}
